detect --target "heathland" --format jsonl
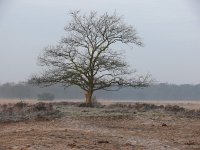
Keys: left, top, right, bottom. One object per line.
{"left": 0, "top": 100, "right": 199, "bottom": 150}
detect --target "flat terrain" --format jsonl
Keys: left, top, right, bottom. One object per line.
{"left": 1, "top": 99, "right": 200, "bottom": 110}
{"left": 0, "top": 100, "right": 200, "bottom": 150}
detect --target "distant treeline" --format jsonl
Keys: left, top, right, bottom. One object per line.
{"left": 0, "top": 82, "right": 200, "bottom": 100}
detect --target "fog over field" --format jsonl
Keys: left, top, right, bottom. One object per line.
{"left": 0, "top": 0, "right": 200, "bottom": 85}
{"left": 1, "top": 2, "right": 200, "bottom": 150}
{"left": 1, "top": 83, "right": 200, "bottom": 101}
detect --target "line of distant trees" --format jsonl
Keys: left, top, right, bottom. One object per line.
{"left": 0, "top": 82, "right": 200, "bottom": 100}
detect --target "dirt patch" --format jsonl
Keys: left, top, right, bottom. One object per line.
{"left": 0, "top": 101, "right": 199, "bottom": 150}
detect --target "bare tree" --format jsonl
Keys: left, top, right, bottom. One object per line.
{"left": 29, "top": 11, "right": 151, "bottom": 106}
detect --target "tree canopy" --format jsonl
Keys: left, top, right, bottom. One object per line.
{"left": 29, "top": 11, "right": 151, "bottom": 105}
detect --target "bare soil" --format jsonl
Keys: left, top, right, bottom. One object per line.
{"left": 0, "top": 100, "right": 200, "bottom": 150}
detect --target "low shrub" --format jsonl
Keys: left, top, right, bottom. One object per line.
{"left": 107, "top": 102, "right": 200, "bottom": 118}
{"left": 0, "top": 102, "right": 60, "bottom": 123}
{"left": 78, "top": 97, "right": 104, "bottom": 108}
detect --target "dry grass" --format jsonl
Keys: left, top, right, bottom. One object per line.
{"left": 1, "top": 99, "right": 200, "bottom": 109}
{"left": 0, "top": 99, "right": 82, "bottom": 105}
{"left": 100, "top": 100, "right": 200, "bottom": 110}
{"left": 0, "top": 101, "right": 61, "bottom": 123}
{"left": 0, "top": 100, "right": 199, "bottom": 149}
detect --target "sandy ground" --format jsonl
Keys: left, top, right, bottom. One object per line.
{"left": 0, "top": 100, "right": 200, "bottom": 150}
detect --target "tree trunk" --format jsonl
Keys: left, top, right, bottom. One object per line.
{"left": 85, "top": 90, "right": 93, "bottom": 106}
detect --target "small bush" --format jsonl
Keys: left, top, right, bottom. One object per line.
{"left": 92, "top": 96, "right": 104, "bottom": 108}
{"left": 0, "top": 102, "right": 60, "bottom": 123}
{"left": 78, "top": 97, "right": 104, "bottom": 108}
{"left": 164, "top": 105, "right": 185, "bottom": 113}
{"left": 14, "top": 101, "right": 28, "bottom": 108}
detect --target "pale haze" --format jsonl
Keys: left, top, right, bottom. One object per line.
{"left": 0, "top": 0, "right": 200, "bottom": 84}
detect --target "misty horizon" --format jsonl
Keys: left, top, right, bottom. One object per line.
{"left": 0, "top": 0, "right": 200, "bottom": 84}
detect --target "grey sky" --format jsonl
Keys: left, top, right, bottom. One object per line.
{"left": 0, "top": 0, "right": 200, "bottom": 84}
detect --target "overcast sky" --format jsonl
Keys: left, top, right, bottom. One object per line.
{"left": 0, "top": 0, "right": 200, "bottom": 84}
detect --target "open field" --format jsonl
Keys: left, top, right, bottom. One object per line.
{"left": 1, "top": 99, "right": 200, "bottom": 110}
{"left": 0, "top": 100, "right": 200, "bottom": 150}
